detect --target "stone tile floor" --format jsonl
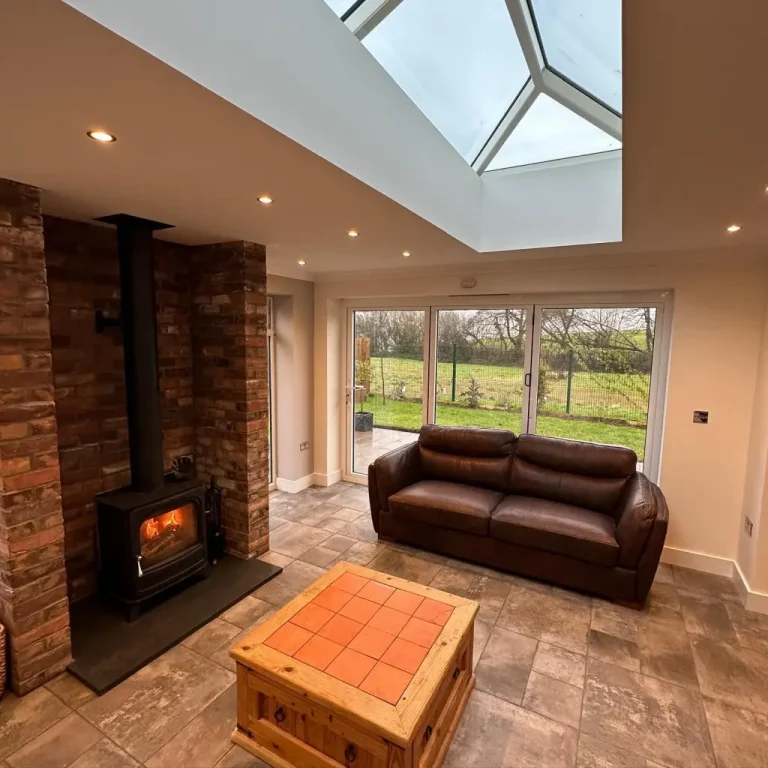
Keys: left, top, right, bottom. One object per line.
{"left": 3, "top": 483, "right": 768, "bottom": 767}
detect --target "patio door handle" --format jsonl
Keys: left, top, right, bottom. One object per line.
{"left": 524, "top": 373, "right": 531, "bottom": 388}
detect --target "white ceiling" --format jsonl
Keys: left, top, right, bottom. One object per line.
{"left": 1, "top": 0, "right": 767, "bottom": 279}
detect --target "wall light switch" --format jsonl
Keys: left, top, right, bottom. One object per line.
{"left": 693, "top": 411, "right": 709, "bottom": 424}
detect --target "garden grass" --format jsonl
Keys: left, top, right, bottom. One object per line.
{"left": 360, "top": 395, "right": 647, "bottom": 459}
{"left": 365, "top": 356, "right": 651, "bottom": 423}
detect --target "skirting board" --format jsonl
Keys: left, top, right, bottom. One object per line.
{"left": 733, "top": 561, "right": 768, "bottom": 614}
{"left": 660, "top": 546, "right": 734, "bottom": 577}
{"left": 311, "top": 470, "right": 342, "bottom": 487}
{"left": 662, "top": 546, "right": 768, "bottom": 615}
{"left": 275, "top": 474, "right": 313, "bottom": 494}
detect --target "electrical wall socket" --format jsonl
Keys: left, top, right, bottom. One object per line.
{"left": 300, "top": 441, "right": 310, "bottom": 451}
{"left": 745, "top": 516, "right": 754, "bottom": 537}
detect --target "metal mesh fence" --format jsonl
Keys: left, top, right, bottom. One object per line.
{"left": 358, "top": 342, "right": 652, "bottom": 433}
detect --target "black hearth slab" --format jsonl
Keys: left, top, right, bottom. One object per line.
{"left": 67, "top": 556, "right": 281, "bottom": 694}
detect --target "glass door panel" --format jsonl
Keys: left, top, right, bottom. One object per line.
{"left": 434, "top": 308, "right": 529, "bottom": 433}
{"left": 533, "top": 307, "right": 657, "bottom": 467}
{"left": 351, "top": 310, "right": 426, "bottom": 475}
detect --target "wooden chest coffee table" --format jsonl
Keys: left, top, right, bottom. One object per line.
{"left": 232, "top": 562, "right": 478, "bottom": 768}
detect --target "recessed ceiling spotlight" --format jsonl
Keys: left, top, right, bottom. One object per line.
{"left": 726, "top": 224, "right": 742, "bottom": 233}
{"left": 258, "top": 195, "right": 273, "bottom": 205}
{"left": 347, "top": 229, "right": 359, "bottom": 238}
{"left": 402, "top": 251, "right": 411, "bottom": 258}
{"left": 87, "top": 130, "right": 117, "bottom": 143}
{"left": 297, "top": 259, "right": 306, "bottom": 266}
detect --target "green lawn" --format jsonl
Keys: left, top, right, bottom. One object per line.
{"left": 360, "top": 395, "right": 647, "bottom": 458}
{"left": 365, "top": 356, "right": 650, "bottom": 424}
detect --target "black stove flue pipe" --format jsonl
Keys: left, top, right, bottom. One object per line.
{"left": 96, "top": 214, "right": 173, "bottom": 493}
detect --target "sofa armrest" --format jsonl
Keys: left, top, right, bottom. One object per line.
{"left": 368, "top": 441, "right": 421, "bottom": 531}
{"left": 615, "top": 473, "right": 667, "bottom": 570}
{"left": 634, "top": 483, "right": 669, "bottom": 601}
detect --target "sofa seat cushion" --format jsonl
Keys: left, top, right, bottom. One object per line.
{"left": 389, "top": 480, "right": 502, "bottom": 536}
{"left": 490, "top": 495, "right": 619, "bottom": 567}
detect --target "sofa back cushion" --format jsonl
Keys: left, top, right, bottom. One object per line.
{"left": 418, "top": 425, "right": 515, "bottom": 493}
{"left": 509, "top": 434, "right": 636, "bottom": 515}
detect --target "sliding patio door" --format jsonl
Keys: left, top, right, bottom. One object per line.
{"left": 529, "top": 305, "right": 662, "bottom": 473}
{"left": 346, "top": 300, "right": 666, "bottom": 481}
{"left": 432, "top": 308, "right": 532, "bottom": 434}
{"left": 348, "top": 309, "right": 428, "bottom": 476}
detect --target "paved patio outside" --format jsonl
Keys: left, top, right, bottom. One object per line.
{"left": 353, "top": 426, "right": 416, "bottom": 474}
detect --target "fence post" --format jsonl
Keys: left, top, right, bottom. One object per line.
{"left": 566, "top": 349, "right": 574, "bottom": 414}
{"left": 451, "top": 344, "right": 457, "bottom": 402}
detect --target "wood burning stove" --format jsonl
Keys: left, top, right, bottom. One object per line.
{"left": 94, "top": 214, "right": 207, "bottom": 621}
{"left": 97, "top": 481, "right": 206, "bottom": 621}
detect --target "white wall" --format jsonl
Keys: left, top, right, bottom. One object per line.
{"left": 481, "top": 153, "right": 622, "bottom": 252}
{"left": 268, "top": 275, "right": 314, "bottom": 488}
{"left": 314, "top": 248, "right": 768, "bottom": 569}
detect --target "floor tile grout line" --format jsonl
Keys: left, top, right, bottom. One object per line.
{"left": 3, "top": 699, "right": 74, "bottom": 764}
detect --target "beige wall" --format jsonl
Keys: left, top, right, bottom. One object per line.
{"left": 313, "top": 295, "right": 343, "bottom": 484}
{"left": 268, "top": 275, "right": 314, "bottom": 485}
{"left": 739, "top": 303, "right": 768, "bottom": 593}
{"left": 313, "top": 247, "right": 768, "bottom": 567}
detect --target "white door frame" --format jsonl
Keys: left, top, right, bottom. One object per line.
{"left": 427, "top": 304, "right": 535, "bottom": 430}
{"left": 267, "top": 296, "right": 277, "bottom": 492}
{"left": 343, "top": 305, "right": 430, "bottom": 483}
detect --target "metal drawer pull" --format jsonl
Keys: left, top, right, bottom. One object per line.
{"left": 345, "top": 743, "right": 357, "bottom": 763}
{"left": 274, "top": 707, "right": 285, "bottom": 723}
{"left": 425, "top": 725, "right": 433, "bottom": 742}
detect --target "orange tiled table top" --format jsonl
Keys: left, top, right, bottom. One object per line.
{"left": 262, "top": 569, "right": 453, "bottom": 705}
{"left": 232, "top": 562, "right": 478, "bottom": 747}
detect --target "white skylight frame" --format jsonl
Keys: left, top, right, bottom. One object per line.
{"left": 337, "top": 0, "right": 622, "bottom": 174}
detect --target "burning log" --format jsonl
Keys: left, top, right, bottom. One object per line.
{"left": 141, "top": 522, "right": 182, "bottom": 560}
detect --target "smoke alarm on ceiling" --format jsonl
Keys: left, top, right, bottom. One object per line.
{"left": 461, "top": 277, "right": 477, "bottom": 289}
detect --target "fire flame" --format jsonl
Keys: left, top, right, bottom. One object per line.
{"left": 141, "top": 507, "right": 184, "bottom": 541}
{"left": 144, "top": 517, "right": 160, "bottom": 539}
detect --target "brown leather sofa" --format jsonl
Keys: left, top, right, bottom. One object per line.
{"left": 368, "top": 425, "right": 668, "bottom": 604}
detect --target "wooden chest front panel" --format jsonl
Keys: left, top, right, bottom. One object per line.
{"left": 412, "top": 628, "right": 472, "bottom": 768}
{"left": 238, "top": 666, "right": 399, "bottom": 768}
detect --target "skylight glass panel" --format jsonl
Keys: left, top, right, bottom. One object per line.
{"left": 530, "top": 0, "right": 622, "bottom": 113}
{"left": 486, "top": 93, "right": 621, "bottom": 171}
{"left": 323, "top": 0, "right": 357, "bottom": 17}
{"left": 363, "top": 0, "right": 530, "bottom": 162}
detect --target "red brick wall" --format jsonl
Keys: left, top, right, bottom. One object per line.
{"left": 0, "top": 180, "right": 71, "bottom": 695}
{"left": 0, "top": 187, "right": 269, "bottom": 694}
{"left": 192, "top": 242, "right": 270, "bottom": 558}
{"left": 44, "top": 217, "right": 195, "bottom": 602}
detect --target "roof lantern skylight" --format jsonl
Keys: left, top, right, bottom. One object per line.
{"left": 322, "top": 0, "right": 621, "bottom": 173}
